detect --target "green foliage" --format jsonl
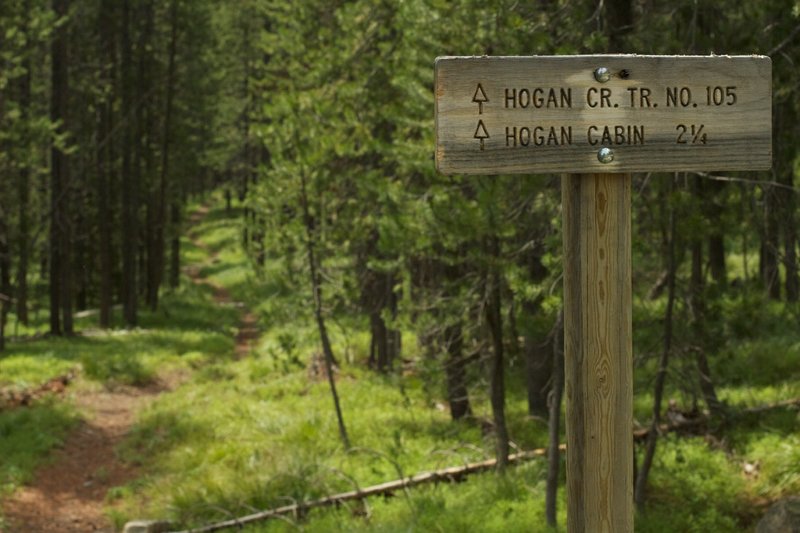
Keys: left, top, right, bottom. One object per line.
{"left": 99, "top": 200, "right": 799, "bottom": 533}
{"left": 636, "top": 437, "right": 745, "bottom": 532}
{"left": 2, "top": 0, "right": 800, "bottom": 530}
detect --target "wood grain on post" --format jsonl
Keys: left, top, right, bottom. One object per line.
{"left": 562, "top": 173, "right": 633, "bottom": 533}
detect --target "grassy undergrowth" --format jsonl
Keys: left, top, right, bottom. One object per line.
{"left": 104, "top": 194, "right": 799, "bottom": 532}
{"left": 0, "top": 195, "right": 240, "bottom": 519}
{"left": 3, "top": 192, "right": 797, "bottom": 532}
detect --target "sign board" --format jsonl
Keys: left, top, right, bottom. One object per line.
{"left": 435, "top": 55, "right": 771, "bottom": 174}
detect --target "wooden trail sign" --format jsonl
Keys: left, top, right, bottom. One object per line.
{"left": 435, "top": 55, "right": 771, "bottom": 174}
{"left": 434, "top": 55, "right": 772, "bottom": 533}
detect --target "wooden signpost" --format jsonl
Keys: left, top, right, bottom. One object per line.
{"left": 434, "top": 55, "right": 771, "bottom": 532}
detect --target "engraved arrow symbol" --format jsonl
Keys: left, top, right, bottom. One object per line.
{"left": 472, "top": 83, "right": 488, "bottom": 114}
{"left": 474, "top": 120, "right": 489, "bottom": 151}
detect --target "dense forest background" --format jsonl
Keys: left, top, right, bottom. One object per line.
{"left": 1, "top": 0, "right": 799, "bottom": 531}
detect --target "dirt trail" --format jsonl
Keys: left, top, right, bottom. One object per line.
{"left": 186, "top": 205, "right": 259, "bottom": 359}
{"left": 2, "top": 383, "right": 168, "bottom": 532}
{"left": 2, "top": 204, "right": 257, "bottom": 532}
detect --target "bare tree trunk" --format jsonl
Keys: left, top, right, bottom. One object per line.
{"left": 524, "top": 315, "right": 552, "bottom": 418}
{"left": 605, "top": 0, "right": 633, "bottom": 51}
{"left": 366, "top": 271, "right": 400, "bottom": 373}
{"left": 169, "top": 201, "right": 181, "bottom": 288}
{"left": 523, "top": 239, "right": 551, "bottom": 418}
{"left": 545, "top": 310, "right": 564, "bottom": 527}
{"left": 15, "top": 28, "right": 32, "bottom": 326}
{"left": 706, "top": 179, "right": 727, "bottom": 286}
{"left": 783, "top": 173, "right": 798, "bottom": 302}
{"left": 97, "top": 1, "right": 115, "bottom": 328}
{"left": 299, "top": 172, "right": 349, "bottom": 449}
{"left": 785, "top": 223, "right": 799, "bottom": 303}
{"left": 0, "top": 208, "right": 10, "bottom": 351}
{"left": 762, "top": 184, "right": 781, "bottom": 300}
{"left": 634, "top": 176, "right": 678, "bottom": 508}
{"left": 485, "top": 234, "right": 509, "bottom": 469}
{"left": 148, "top": 0, "right": 179, "bottom": 310}
{"left": 50, "top": 0, "right": 72, "bottom": 335}
{"left": 120, "top": 0, "right": 138, "bottom": 327}
{"left": 443, "top": 323, "right": 472, "bottom": 420}
{"left": 139, "top": 0, "right": 156, "bottom": 311}
{"left": 688, "top": 177, "right": 723, "bottom": 418}
{"left": 16, "top": 162, "right": 30, "bottom": 325}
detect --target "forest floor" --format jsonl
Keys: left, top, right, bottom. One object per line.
{"left": 1, "top": 194, "right": 798, "bottom": 533}
{"left": 1, "top": 380, "right": 170, "bottom": 532}
{"left": 0, "top": 203, "right": 259, "bottom": 532}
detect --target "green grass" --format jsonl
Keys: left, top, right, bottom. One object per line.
{"left": 101, "top": 194, "right": 798, "bottom": 533}
{"left": 0, "top": 400, "right": 78, "bottom": 497}
{"left": 0, "top": 282, "right": 236, "bottom": 391}
{"left": 3, "top": 191, "right": 798, "bottom": 533}
{"left": 0, "top": 194, "right": 243, "bottom": 520}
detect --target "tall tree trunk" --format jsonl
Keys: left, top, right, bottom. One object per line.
{"left": 121, "top": 0, "right": 138, "bottom": 327}
{"left": 15, "top": 52, "right": 31, "bottom": 326}
{"left": 762, "top": 184, "right": 781, "bottom": 300}
{"left": 708, "top": 234, "right": 726, "bottom": 286}
{"left": 443, "top": 323, "right": 472, "bottom": 420}
{"left": 50, "top": 0, "right": 72, "bottom": 335}
{"left": 169, "top": 201, "right": 180, "bottom": 288}
{"left": 635, "top": 176, "right": 678, "bottom": 508}
{"left": 300, "top": 172, "right": 349, "bottom": 449}
{"left": 689, "top": 176, "right": 724, "bottom": 417}
{"left": 523, "top": 240, "right": 551, "bottom": 418}
{"left": 74, "top": 209, "right": 87, "bottom": 311}
{"left": 485, "top": 233, "right": 509, "bottom": 469}
{"left": 545, "top": 310, "right": 564, "bottom": 527}
{"left": 706, "top": 179, "right": 727, "bottom": 286}
{"left": 773, "top": 102, "right": 797, "bottom": 302}
{"left": 366, "top": 271, "right": 400, "bottom": 372}
{"left": 605, "top": 0, "right": 633, "bottom": 51}
{"left": 98, "top": 105, "right": 113, "bottom": 327}
{"left": 139, "top": 0, "right": 155, "bottom": 309}
{"left": 0, "top": 208, "right": 10, "bottom": 351}
{"left": 151, "top": 0, "right": 179, "bottom": 306}
{"left": 524, "top": 317, "right": 552, "bottom": 418}
{"left": 97, "top": 0, "right": 115, "bottom": 328}
{"left": 782, "top": 173, "right": 798, "bottom": 302}
{"left": 95, "top": 0, "right": 116, "bottom": 329}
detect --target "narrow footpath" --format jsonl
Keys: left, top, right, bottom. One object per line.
{"left": 184, "top": 205, "right": 259, "bottom": 359}
{"left": 2, "top": 204, "right": 259, "bottom": 532}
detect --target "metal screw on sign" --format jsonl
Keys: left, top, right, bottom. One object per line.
{"left": 597, "top": 147, "right": 614, "bottom": 164}
{"left": 593, "top": 66, "right": 611, "bottom": 82}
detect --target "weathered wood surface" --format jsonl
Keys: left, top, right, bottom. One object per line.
{"left": 562, "top": 174, "right": 633, "bottom": 532}
{"left": 435, "top": 55, "right": 771, "bottom": 174}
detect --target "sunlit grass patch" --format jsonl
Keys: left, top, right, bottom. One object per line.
{"left": 0, "top": 346, "right": 79, "bottom": 389}
{"left": 114, "top": 347, "right": 546, "bottom": 529}
{"left": 636, "top": 436, "right": 746, "bottom": 533}
{"left": 105, "top": 196, "right": 800, "bottom": 532}
{"left": 746, "top": 432, "right": 800, "bottom": 499}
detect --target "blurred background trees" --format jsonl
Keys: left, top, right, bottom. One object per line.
{"left": 0, "top": 0, "right": 798, "bottom": 515}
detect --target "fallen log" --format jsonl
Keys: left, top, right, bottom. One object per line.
{"left": 742, "top": 397, "right": 800, "bottom": 414}
{"left": 170, "top": 397, "right": 799, "bottom": 533}
{"left": 632, "top": 397, "right": 800, "bottom": 442}
{"left": 169, "top": 445, "right": 566, "bottom": 533}
{"left": 633, "top": 416, "right": 707, "bottom": 443}
{"left": 0, "top": 371, "right": 76, "bottom": 410}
